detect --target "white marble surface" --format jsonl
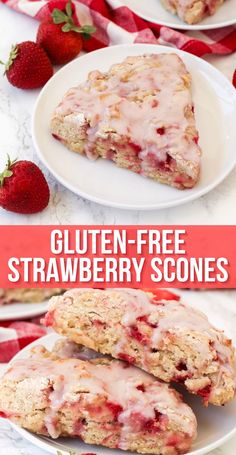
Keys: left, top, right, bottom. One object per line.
{"left": 1, "top": 289, "right": 236, "bottom": 454}
{"left": 0, "top": 4, "right": 236, "bottom": 225}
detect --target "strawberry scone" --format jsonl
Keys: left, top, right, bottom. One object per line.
{"left": 51, "top": 54, "right": 201, "bottom": 189}
{"left": 161, "top": 0, "right": 224, "bottom": 24}
{"left": 44, "top": 289, "right": 236, "bottom": 406}
{"left": 0, "top": 288, "right": 65, "bottom": 305}
{"left": 0, "top": 345, "right": 197, "bottom": 455}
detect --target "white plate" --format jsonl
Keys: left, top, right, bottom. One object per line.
{"left": 7, "top": 326, "right": 236, "bottom": 455}
{"left": 32, "top": 44, "right": 236, "bottom": 211}
{"left": 121, "top": 0, "right": 236, "bottom": 30}
{"left": 0, "top": 301, "right": 48, "bottom": 321}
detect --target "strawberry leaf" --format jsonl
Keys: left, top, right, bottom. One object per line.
{"left": 0, "top": 155, "right": 18, "bottom": 187}
{"left": 4, "top": 45, "right": 18, "bottom": 73}
{"left": 0, "top": 169, "right": 13, "bottom": 187}
{"left": 52, "top": 0, "right": 96, "bottom": 37}
{"left": 3, "top": 170, "right": 13, "bottom": 178}
{"left": 52, "top": 9, "right": 69, "bottom": 24}
{"left": 65, "top": 0, "right": 73, "bottom": 18}
{"left": 79, "top": 25, "right": 96, "bottom": 34}
{"left": 70, "top": 24, "right": 96, "bottom": 36}
{"left": 7, "top": 154, "right": 17, "bottom": 169}
{"left": 62, "top": 23, "right": 72, "bottom": 32}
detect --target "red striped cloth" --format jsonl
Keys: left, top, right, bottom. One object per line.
{"left": 2, "top": 0, "right": 236, "bottom": 58}
{"left": 0, "top": 322, "right": 46, "bottom": 362}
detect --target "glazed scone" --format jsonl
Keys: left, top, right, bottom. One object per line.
{"left": 0, "top": 346, "right": 197, "bottom": 455}
{"left": 161, "top": 0, "right": 224, "bottom": 24}
{"left": 51, "top": 54, "right": 201, "bottom": 190}
{"left": 0, "top": 289, "right": 65, "bottom": 305}
{"left": 44, "top": 289, "right": 236, "bottom": 406}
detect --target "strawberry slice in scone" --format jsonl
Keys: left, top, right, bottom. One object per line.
{"left": 44, "top": 288, "right": 236, "bottom": 406}
{"left": 51, "top": 54, "right": 201, "bottom": 190}
{"left": 0, "top": 344, "right": 197, "bottom": 455}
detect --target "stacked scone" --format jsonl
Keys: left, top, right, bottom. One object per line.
{"left": 0, "top": 289, "right": 235, "bottom": 455}
{"left": 0, "top": 343, "right": 197, "bottom": 454}
{"left": 44, "top": 288, "right": 236, "bottom": 406}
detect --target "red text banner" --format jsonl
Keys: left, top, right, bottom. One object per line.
{"left": 0, "top": 225, "right": 235, "bottom": 288}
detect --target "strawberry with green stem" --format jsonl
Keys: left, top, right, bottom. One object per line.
{"left": 37, "top": 0, "right": 96, "bottom": 64}
{"left": 0, "top": 41, "right": 53, "bottom": 89}
{"left": 0, "top": 156, "right": 50, "bottom": 214}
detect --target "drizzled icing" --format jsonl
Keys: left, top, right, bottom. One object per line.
{"left": 4, "top": 352, "right": 196, "bottom": 442}
{"left": 60, "top": 288, "right": 235, "bottom": 380}
{"left": 54, "top": 54, "right": 201, "bottom": 170}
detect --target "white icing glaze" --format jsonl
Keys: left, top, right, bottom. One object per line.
{"left": 5, "top": 353, "right": 196, "bottom": 442}
{"left": 61, "top": 289, "right": 235, "bottom": 383}
{"left": 54, "top": 54, "right": 201, "bottom": 173}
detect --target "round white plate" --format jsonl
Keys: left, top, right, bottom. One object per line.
{"left": 7, "top": 326, "right": 236, "bottom": 455}
{"left": 32, "top": 44, "right": 236, "bottom": 211}
{"left": 0, "top": 301, "right": 48, "bottom": 321}
{"left": 121, "top": 0, "right": 236, "bottom": 30}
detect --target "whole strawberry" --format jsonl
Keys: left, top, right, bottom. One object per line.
{"left": 37, "top": 0, "right": 96, "bottom": 65}
{"left": 0, "top": 41, "right": 53, "bottom": 89}
{"left": 0, "top": 156, "right": 50, "bottom": 214}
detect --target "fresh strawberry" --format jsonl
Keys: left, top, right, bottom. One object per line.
{"left": 0, "top": 41, "right": 53, "bottom": 89}
{"left": 0, "top": 156, "right": 50, "bottom": 214}
{"left": 37, "top": 21, "right": 83, "bottom": 64}
{"left": 82, "top": 35, "right": 106, "bottom": 53}
{"left": 37, "top": 0, "right": 96, "bottom": 64}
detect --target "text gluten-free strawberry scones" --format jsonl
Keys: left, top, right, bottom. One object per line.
{"left": 0, "top": 346, "right": 197, "bottom": 455}
{"left": 161, "top": 0, "right": 225, "bottom": 24}
{"left": 45, "top": 289, "right": 236, "bottom": 406}
{"left": 51, "top": 54, "right": 201, "bottom": 189}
